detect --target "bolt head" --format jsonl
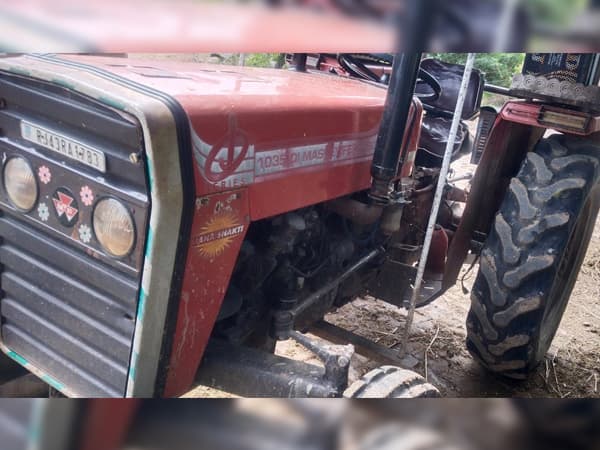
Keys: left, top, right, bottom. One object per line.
{"left": 337, "top": 356, "right": 350, "bottom": 367}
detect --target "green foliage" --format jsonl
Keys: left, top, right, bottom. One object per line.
{"left": 245, "top": 53, "right": 274, "bottom": 67}
{"left": 213, "top": 54, "right": 241, "bottom": 66}
{"left": 525, "top": 0, "right": 588, "bottom": 25}
{"left": 244, "top": 53, "right": 286, "bottom": 68}
{"left": 427, "top": 53, "right": 525, "bottom": 87}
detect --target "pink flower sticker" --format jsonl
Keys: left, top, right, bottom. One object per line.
{"left": 80, "top": 186, "right": 94, "bottom": 207}
{"left": 38, "top": 166, "right": 51, "bottom": 184}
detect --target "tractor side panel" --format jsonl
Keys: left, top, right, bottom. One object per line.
{"left": 163, "top": 190, "right": 249, "bottom": 397}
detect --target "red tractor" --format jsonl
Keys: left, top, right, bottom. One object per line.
{"left": 0, "top": 50, "right": 598, "bottom": 398}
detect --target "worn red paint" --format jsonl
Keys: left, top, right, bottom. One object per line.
{"left": 78, "top": 400, "right": 140, "bottom": 450}
{"left": 164, "top": 190, "right": 250, "bottom": 397}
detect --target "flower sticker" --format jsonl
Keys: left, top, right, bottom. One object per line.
{"left": 80, "top": 186, "right": 94, "bottom": 207}
{"left": 38, "top": 166, "right": 51, "bottom": 184}
{"left": 79, "top": 224, "right": 92, "bottom": 244}
{"left": 37, "top": 203, "right": 49, "bottom": 222}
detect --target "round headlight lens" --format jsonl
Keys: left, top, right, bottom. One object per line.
{"left": 4, "top": 157, "right": 38, "bottom": 211}
{"left": 93, "top": 198, "right": 136, "bottom": 257}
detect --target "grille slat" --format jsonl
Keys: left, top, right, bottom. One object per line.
{"left": 2, "top": 300, "right": 128, "bottom": 390}
{"left": 0, "top": 244, "right": 136, "bottom": 333}
{"left": 0, "top": 215, "right": 139, "bottom": 397}
{"left": 2, "top": 272, "right": 131, "bottom": 355}
{"left": 0, "top": 216, "right": 139, "bottom": 302}
{"left": 4, "top": 325, "right": 122, "bottom": 397}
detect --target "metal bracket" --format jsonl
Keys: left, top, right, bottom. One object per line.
{"left": 289, "top": 331, "right": 354, "bottom": 392}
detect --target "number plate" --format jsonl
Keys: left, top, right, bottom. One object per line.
{"left": 20, "top": 121, "right": 106, "bottom": 173}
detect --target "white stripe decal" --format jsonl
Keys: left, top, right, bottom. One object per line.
{"left": 191, "top": 125, "right": 378, "bottom": 187}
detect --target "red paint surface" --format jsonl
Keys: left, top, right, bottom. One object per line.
{"left": 78, "top": 400, "right": 140, "bottom": 450}
{"left": 164, "top": 190, "right": 250, "bottom": 397}
{"left": 426, "top": 226, "right": 449, "bottom": 274}
{"left": 2, "top": 2, "right": 396, "bottom": 53}
{"left": 60, "top": 55, "right": 423, "bottom": 397}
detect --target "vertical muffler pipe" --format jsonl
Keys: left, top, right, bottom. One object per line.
{"left": 369, "top": 53, "right": 422, "bottom": 204}
{"left": 369, "top": 0, "right": 433, "bottom": 204}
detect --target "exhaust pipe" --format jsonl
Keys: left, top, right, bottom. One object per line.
{"left": 369, "top": 53, "right": 422, "bottom": 204}
{"left": 368, "top": 0, "right": 434, "bottom": 204}
{"left": 326, "top": 198, "right": 383, "bottom": 225}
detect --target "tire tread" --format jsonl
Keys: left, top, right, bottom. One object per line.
{"left": 466, "top": 135, "right": 600, "bottom": 378}
{"left": 345, "top": 366, "right": 440, "bottom": 398}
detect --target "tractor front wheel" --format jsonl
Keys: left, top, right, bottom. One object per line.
{"left": 466, "top": 134, "right": 600, "bottom": 379}
{"left": 344, "top": 366, "right": 440, "bottom": 398}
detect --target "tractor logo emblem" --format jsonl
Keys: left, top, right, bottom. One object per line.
{"left": 203, "top": 116, "right": 250, "bottom": 183}
{"left": 191, "top": 115, "right": 255, "bottom": 188}
{"left": 52, "top": 188, "right": 79, "bottom": 227}
{"left": 193, "top": 211, "right": 245, "bottom": 259}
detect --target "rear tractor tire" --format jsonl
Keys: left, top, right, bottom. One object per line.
{"left": 467, "top": 134, "right": 600, "bottom": 379}
{"left": 344, "top": 366, "right": 440, "bottom": 398}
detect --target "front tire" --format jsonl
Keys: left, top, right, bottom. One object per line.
{"left": 467, "top": 134, "right": 600, "bottom": 379}
{"left": 344, "top": 366, "right": 440, "bottom": 398}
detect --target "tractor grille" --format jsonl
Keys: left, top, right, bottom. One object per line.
{"left": 0, "top": 399, "right": 35, "bottom": 450}
{"left": 0, "top": 72, "right": 149, "bottom": 397}
{"left": 0, "top": 212, "right": 139, "bottom": 397}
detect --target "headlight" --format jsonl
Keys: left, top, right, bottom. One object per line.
{"left": 93, "top": 198, "right": 136, "bottom": 257}
{"left": 4, "top": 157, "right": 38, "bottom": 211}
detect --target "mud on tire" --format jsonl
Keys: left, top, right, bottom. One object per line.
{"left": 344, "top": 366, "right": 440, "bottom": 398}
{"left": 467, "top": 134, "right": 600, "bottom": 379}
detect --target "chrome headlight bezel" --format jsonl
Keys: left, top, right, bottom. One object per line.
{"left": 3, "top": 156, "right": 39, "bottom": 212}
{"left": 92, "top": 197, "right": 137, "bottom": 258}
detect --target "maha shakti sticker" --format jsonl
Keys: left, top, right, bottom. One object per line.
{"left": 194, "top": 211, "right": 245, "bottom": 258}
